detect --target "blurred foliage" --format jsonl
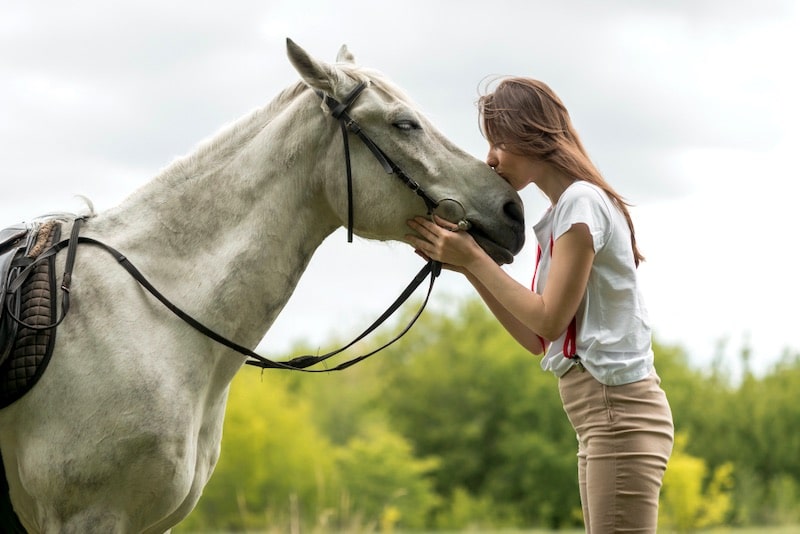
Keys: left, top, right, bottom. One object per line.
{"left": 660, "top": 433, "right": 734, "bottom": 532}
{"left": 176, "top": 369, "right": 337, "bottom": 531}
{"left": 176, "top": 296, "right": 800, "bottom": 532}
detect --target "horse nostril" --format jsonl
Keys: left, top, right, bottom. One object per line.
{"left": 503, "top": 200, "right": 524, "bottom": 226}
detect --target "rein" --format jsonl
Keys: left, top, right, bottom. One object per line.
{"left": 6, "top": 80, "right": 461, "bottom": 372}
{"left": 8, "top": 218, "right": 439, "bottom": 372}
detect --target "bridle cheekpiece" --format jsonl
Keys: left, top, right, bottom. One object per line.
{"left": 316, "top": 81, "right": 442, "bottom": 242}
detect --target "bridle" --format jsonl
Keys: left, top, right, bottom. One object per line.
{"left": 6, "top": 80, "right": 470, "bottom": 372}
{"left": 317, "top": 80, "right": 446, "bottom": 242}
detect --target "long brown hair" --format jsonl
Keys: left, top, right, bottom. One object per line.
{"left": 479, "top": 77, "right": 644, "bottom": 266}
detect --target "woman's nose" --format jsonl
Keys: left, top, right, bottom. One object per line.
{"left": 486, "top": 147, "right": 498, "bottom": 168}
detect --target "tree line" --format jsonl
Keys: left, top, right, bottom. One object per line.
{"left": 176, "top": 297, "right": 800, "bottom": 532}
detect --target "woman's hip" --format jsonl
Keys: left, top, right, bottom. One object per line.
{"left": 559, "top": 367, "right": 674, "bottom": 453}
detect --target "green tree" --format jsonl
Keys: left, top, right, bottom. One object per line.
{"left": 660, "top": 433, "right": 734, "bottom": 532}
{"left": 176, "top": 369, "right": 337, "bottom": 531}
{"left": 178, "top": 358, "right": 444, "bottom": 532}
{"left": 335, "top": 424, "right": 440, "bottom": 530}
{"left": 730, "top": 351, "right": 800, "bottom": 525}
{"left": 661, "top": 345, "right": 800, "bottom": 527}
{"left": 279, "top": 337, "right": 395, "bottom": 447}
{"left": 176, "top": 298, "right": 800, "bottom": 531}
{"left": 379, "top": 297, "right": 580, "bottom": 528}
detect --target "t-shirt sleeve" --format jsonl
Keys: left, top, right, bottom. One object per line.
{"left": 552, "top": 184, "right": 611, "bottom": 253}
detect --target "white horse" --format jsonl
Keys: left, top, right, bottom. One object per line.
{"left": 0, "top": 39, "right": 524, "bottom": 533}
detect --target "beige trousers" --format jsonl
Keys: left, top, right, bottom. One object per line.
{"left": 559, "top": 367, "right": 674, "bottom": 533}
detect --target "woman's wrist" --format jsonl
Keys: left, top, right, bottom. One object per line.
{"left": 463, "top": 249, "right": 496, "bottom": 279}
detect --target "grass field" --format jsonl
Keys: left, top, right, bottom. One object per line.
{"left": 188, "top": 526, "right": 800, "bottom": 534}
{"left": 393, "top": 528, "right": 800, "bottom": 534}
{"left": 397, "top": 528, "right": 800, "bottom": 534}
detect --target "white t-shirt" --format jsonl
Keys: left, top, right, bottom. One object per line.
{"left": 533, "top": 181, "right": 653, "bottom": 385}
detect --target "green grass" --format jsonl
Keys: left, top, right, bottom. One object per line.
{"left": 186, "top": 527, "right": 800, "bottom": 534}
{"left": 394, "top": 528, "right": 800, "bottom": 534}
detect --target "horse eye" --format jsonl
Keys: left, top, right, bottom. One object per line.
{"left": 393, "top": 119, "right": 420, "bottom": 131}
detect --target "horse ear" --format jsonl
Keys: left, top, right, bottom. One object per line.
{"left": 286, "top": 37, "right": 336, "bottom": 94}
{"left": 336, "top": 44, "right": 356, "bottom": 64}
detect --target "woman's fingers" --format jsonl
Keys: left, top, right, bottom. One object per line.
{"left": 409, "top": 215, "right": 459, "bottom": 237}
{"left": 406, "top": 215, "right": 475, "bottom": 263}
{"left": 406, "top": 218, "right": 440, "bottom": 254}
{"left": 407, "top": 217, "right": 432, "bottom": 238}
{"left": 431, "top": 214, "right": 460, "bottom": 232}
{"left": 409, "top": 217, "right": 439, "bottom": 236}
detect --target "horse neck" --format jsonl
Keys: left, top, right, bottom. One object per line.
{"left": 90, "top": 91, "right": 339, "bottom": 348}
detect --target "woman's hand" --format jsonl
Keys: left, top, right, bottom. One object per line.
{"left": 405, "top": 215, "right": 485, "bottom": 271}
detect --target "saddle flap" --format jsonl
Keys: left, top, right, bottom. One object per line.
{"left": 0, "top": 220, "right": 61, "bottom": 406}
{"left": 1, "top": 225, "right": 31, "bottom": 294}
{"left": 1, "top": 224, "right": 32, "bottom": 366}
{"left": 0, "top": 225, "right": 28, "bottom": 254}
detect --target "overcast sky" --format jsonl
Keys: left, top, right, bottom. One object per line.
{"left": 2, "top": 0, "right": 798, "bottom": 377}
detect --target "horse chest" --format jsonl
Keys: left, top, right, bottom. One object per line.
{"left": 3, "top": 379, "right": 227, "bottom": 532}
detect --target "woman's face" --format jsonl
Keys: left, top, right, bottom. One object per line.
{"left": 486, "top": 144, "right": 543, "bottom": 192}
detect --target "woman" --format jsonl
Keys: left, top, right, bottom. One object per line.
{"left": 406, "top": 78, "right": 674, "bottom": 533}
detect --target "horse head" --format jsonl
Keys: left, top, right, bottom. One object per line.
{"left": 286, "top": 39, "right": 525, "bottom": 264}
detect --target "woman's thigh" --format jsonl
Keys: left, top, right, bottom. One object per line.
{"left": 560, "top": 369, "right": 674, "bottom": 533}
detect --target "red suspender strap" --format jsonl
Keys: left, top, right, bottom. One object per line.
{"left": 532, "top": 244, "right": 547, "bottom": 351}
{"left": 532, "top": 234, "right": 578, "bottom": 359}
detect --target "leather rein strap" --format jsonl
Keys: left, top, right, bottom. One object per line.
{"left": 39, "top": 232, "right": 439, "bottom": 372}
{"left": 12, "top": 224, "right": 439, "bottom": 372}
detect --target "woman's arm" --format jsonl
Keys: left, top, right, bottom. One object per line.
{"left": 406, "top": 216, "right": 595, "bottom": 345}
{"left": 464, "top": 271, "right": 546, "bottom": 354}
{"left": 465, "top": 224, "right": 594, "bottom": 341}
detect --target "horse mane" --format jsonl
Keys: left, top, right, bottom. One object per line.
{"left": 148, "top": 65, "right": 392, "bottom": 191}
{"left": 157, "top": 81, "right": 309, "bottom": 184}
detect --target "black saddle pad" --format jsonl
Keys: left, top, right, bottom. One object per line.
{"left": 0, "top": 221, "right": 60, "bottom": 409}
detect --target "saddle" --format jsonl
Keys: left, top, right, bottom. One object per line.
{"left": 0, "top": 220, "right": 61, "bottom": 409}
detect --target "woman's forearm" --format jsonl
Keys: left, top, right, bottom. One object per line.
{"left": 465, "top": 271, "right": 546, "bottom": 355}
{"left": 464, "top": 226, "right": 595, "bottom": 342}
